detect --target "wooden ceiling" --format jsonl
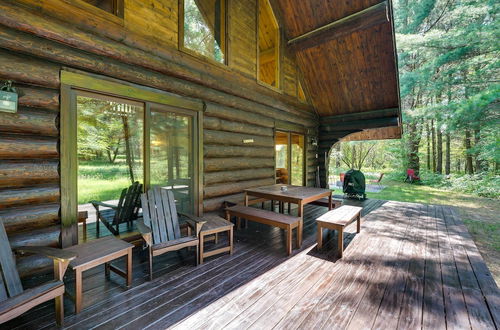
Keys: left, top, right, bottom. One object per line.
{"left": 275, "top": 0, "right": 400, "bottom": 119}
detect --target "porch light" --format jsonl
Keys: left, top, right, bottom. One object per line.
{"left": 0, "top": 81, "right": 18, "bottom": 113}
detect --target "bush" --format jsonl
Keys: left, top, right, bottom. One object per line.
{"left": 419, "top": 172, "right": 500, "bottom": 198}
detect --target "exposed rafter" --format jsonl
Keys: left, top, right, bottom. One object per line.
{"left": 320, "top": 107, "right": 399, "bottom": 124}
{"left": 287, "top": 1, "right": 389, "bottom": 51}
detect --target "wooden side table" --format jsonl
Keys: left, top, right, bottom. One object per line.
{"left": 64, "top": 236, "right": 134, "bottom": 313}
{"left": 316, "top": 205, "right": 362, "bottom": 257}
{"left": 198, "top": 215, "right": 234, "bottom": 265}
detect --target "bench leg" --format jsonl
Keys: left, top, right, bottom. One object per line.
{"left": 317, "top": 225, "right": 323, "bottom": 250}
{"left": 229, "top": 226, "right": 234, "bottom": 255}
{"left": 298, "top": 220, "right": 303, "bottom": 248}
{"left": 237, "top": 217, "right": 241, "bottom": 230}
{"left": 199, "top": 234, "right": 204, "bottom": 265}
{"left": 338, "top": 229, "right": 344, "bottom": 258}
{"left": 55, "top": 294, "right": 64, "bottom": 326}
{"left": 357, "top": 213, "right": 361, "bottom": 233}
{"left": 286, "top": 226, "right": 292, "bottom": 256}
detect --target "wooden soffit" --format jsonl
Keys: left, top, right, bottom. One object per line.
{"left": 275, "top": 0, "right": 401, "bottom": 120}
{"left": 341, "top": 126, "right": 402, "bottom": 141}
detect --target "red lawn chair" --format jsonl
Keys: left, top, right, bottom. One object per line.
{"left": 405, "top": 169, "right": 420, "bottom": 183}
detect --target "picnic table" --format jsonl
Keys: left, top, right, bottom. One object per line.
{"left": 244, "top": 184, "right": 333, "bottom": 219}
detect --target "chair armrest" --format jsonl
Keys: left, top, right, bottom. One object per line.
{"left": 137, "top": 220, "right": 152, "bottom": 247}
{"left": 178, "top": 212, "right": 206, "bottom": 236}
{"left": 90, "top": 200, "right": 118, "bottom": 210}
{"left": 15, "top": 246, "right": 76, "bottom": 262}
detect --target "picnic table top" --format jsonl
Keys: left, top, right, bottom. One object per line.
{"left": 244, "top": 184, "right": 331, "bottom": 203}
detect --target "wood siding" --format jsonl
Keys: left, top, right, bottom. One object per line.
{"left": 0, "top": 0, "right": 317, "bottom": 277}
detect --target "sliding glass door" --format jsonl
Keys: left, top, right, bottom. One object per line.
{"left": 275, "top": 131, "right": 305, "bottom": 186}
{"left": 150, "top": 105, "right": 195, "bottom": 213}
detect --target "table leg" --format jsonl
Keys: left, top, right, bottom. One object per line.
{"left": 244, "top": 192, "right": 249, "bottom": 206}
{"left": 82, "top": 219, "right": 87, "bottom": 241}
{"left": 215, "top": 233, "right": 218, "bottom": 244}
{"left": 105, "top": 262, "right": 110, "bottom": 277}
{"left": 357, "top": 213, "right": 361, "bottom": 233}
{"left": 229, "top": 226, "right": 234, "bottom": 255}
{"left": 199, "top": 233, "right": 205, "bottom": 265}
{"left": 329, "top": 193, "right": 333, "bottom": 210}
{"left": 287, "top": 202, "right": 291, "bottom": 214}
{"left": 317, "top": 225, "right": 323, "bottom": 249}
{"left": 126, "top": 250, "right": 132, "bottom": 287}
{"left": 338, "top": 229, "right": 344, "bottom": 258}
{"left": 75, "top": 270, "right": 82, "bottom": 314}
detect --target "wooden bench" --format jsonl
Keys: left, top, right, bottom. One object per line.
{"left": 225, "top": 205, "right": 301, "bottom": 256}
{"left": 310, "top": 197, "right": 343, "bottom": 209}
{"left": 316, "top": 205, "right": 363, "bottom": 257}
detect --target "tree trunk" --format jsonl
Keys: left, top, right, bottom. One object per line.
{"left": 445, "top": 133, "right": 451, "bottom": 175}
{"left": 426, "top": 122, "right": 431, "bottom": 170}
{"left": 407, "top": 122, "right": 421, "bottom": 175}
{"left": 464, "top": 129, "right": 474, "bottom": 175}
{"left": 436, "top": 125, "right": 443, "bottom": 174}
{"left": 122, "top": 116, "right": 135, "bottom": 183}
{"left": 431, "top": 119, "right": 436, "bottom": 172}
{"left": 474, "top": 128, "right": 487, "bottom": 172}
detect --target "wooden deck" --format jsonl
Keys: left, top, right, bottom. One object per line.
{"left": 2, "top": 199, "right": 499, "bottom": 329}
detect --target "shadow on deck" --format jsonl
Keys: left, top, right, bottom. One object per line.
{"left": 2, "top": 198, "right": 499, "bottom": 329}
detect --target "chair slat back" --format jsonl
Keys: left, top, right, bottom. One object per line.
{"left": 114, "top": 181, "right": 142, "bottom": 225}
{"left": 141, "top": 187, "right": 182, "bottom": 245}
{"left": 0, "top": 221, "right": 23, "bottom": 301}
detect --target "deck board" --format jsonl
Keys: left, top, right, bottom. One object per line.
{"left": 1, "top": 199, "right": 498, "bottom": 330}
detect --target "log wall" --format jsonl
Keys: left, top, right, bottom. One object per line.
{"left": 0, "top": 0, "right": 319, "bottom": 277}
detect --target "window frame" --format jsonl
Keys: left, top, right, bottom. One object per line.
{"left": 60, "top": 70, "right": 204, "bottom": 247}
{"left": 178, "top": 0, "right": 229, "bottom": 67}
{"left": 64, "top": 0, "right": 125, "bottom": 23}
{"left": 256, "top": 0, "right": 281, "bottom": 91}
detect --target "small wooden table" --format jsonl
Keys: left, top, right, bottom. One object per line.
{"left": 64, "top": 236, "right": 134, "bottom": 313}
{"left": 199, "top": 215, "right": 234, "bottom": 265}
{"left": 316, "top": 205, "right": 362, "bottom": 257}
{"left": 244, "top": 184, "right": 333, "bottom": 246}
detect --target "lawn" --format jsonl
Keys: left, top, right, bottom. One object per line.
{"left": 362, "top": 178, "right": 500, "bottom": 284}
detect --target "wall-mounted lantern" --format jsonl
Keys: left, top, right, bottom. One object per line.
{"left": 0, "top": 81, "right": 18, "bottom": 113}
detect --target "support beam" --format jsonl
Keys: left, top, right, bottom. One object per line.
{"left": 288, "top": 1, "right": 389, "bottom": 51}
{"left": 320, "top": 107, "right": 399, "bottom": 124}
{"left": 320, "top": 116, "right": 399, "bottom": 132}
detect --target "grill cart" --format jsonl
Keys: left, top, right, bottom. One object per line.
{"left": 342, "top": 169, "right": 366, "bottom": 200}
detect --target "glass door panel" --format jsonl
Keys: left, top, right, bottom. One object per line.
{"left": 275, "top": 131, "right": 289, "bottom": 184}
{"left": 150, "top": 105, "right": 195, "bottom": 213}
{"left": 76, "top": 92, "right": 144, "bottom": 227}
{"left": 291, "top": 134, "right": 304, "bottom": 186}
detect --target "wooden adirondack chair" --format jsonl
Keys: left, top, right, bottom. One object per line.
{"left": 138, "top": 186, "right": 205, "bottom": 280}
{"left": 0, "top": 221, "right": 76, "bottom": 326}
{"left": 91, "top": 181, "right": 143, "bottom": 236}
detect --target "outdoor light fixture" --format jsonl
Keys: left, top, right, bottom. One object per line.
{"left": 243, "top": 139, "right": 254, "bottom": 144}
{"left": 0, "top": 81, "right": 18, "bottom": 113}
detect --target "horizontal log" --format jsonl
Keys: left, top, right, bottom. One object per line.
{"left": 204, "top": 158, "right": 274, "bottom": 172}
{"left": 17, "top": 254, "right": 53, "bottom": 278}
{"left": 205, "top": 168, "right": 274, "bottom": 185}
{"left": 0, "top": 107, "right": 58, "bottom": 136}
{"left": 0, "top": 21, "right": 316, "bottom": 131}
{"left": 0, "top": 2, "right": 316, "bottom": 119}
{"left": 0, "top": 203, "right": 60, "bottom": 233}
{"left": 17, "top": 86, "right": 59, "bottom": 111}
{"left": 0, "top": 184, "right": 60, "bottom": 209}
{"left": 204, "top": 130, "right": 274, "bottom": 147}
{"left": 0, "top": 160, "right": 59, "bottom": 187}
{"left": 8, "top": 225, "right": 60, "bottom": 249}
{"left": 319, "top": 131, "right": 359, "bottom": 141}
{"left": 0, "top": 49, "right": 60, "bottom": 89}
{"left": 204, "top": 178, "right": 275, "bottom": 199}
{"left": 204, "top": 103, "right": 275, "bottom": 128}
{"left": 203, "top": 193, "right": 245, "bottom": 213}
{"left": 203, "top": 116, "right": 273, "bottom": 137}
{"left": 0, "top": 135, "right": 58, "bottom": 159}
{"left": 204, "top": 145, "right": 274, "bottom": 158}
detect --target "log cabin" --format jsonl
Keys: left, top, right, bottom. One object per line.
{"left": 0, "top": 0, "right": 400, "bottom": 279}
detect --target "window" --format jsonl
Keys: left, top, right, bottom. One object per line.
{"left": 180, "top": 0, "right": 227, "bottom": 64}
{"left": 258, "top": 0, "right": 279, "bottom": 88}
{"left": 61, "top": 71, "right": 203, "bottom": 243}
{"left": 275, "top": 131, "right": 305, "bottom": 185}
{"left": 81, "top": 0, "right": 124, "bottom": 17}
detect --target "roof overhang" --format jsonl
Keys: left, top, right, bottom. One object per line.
{"left": 275, "top": 0, "right": 401, "bottom": 141}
